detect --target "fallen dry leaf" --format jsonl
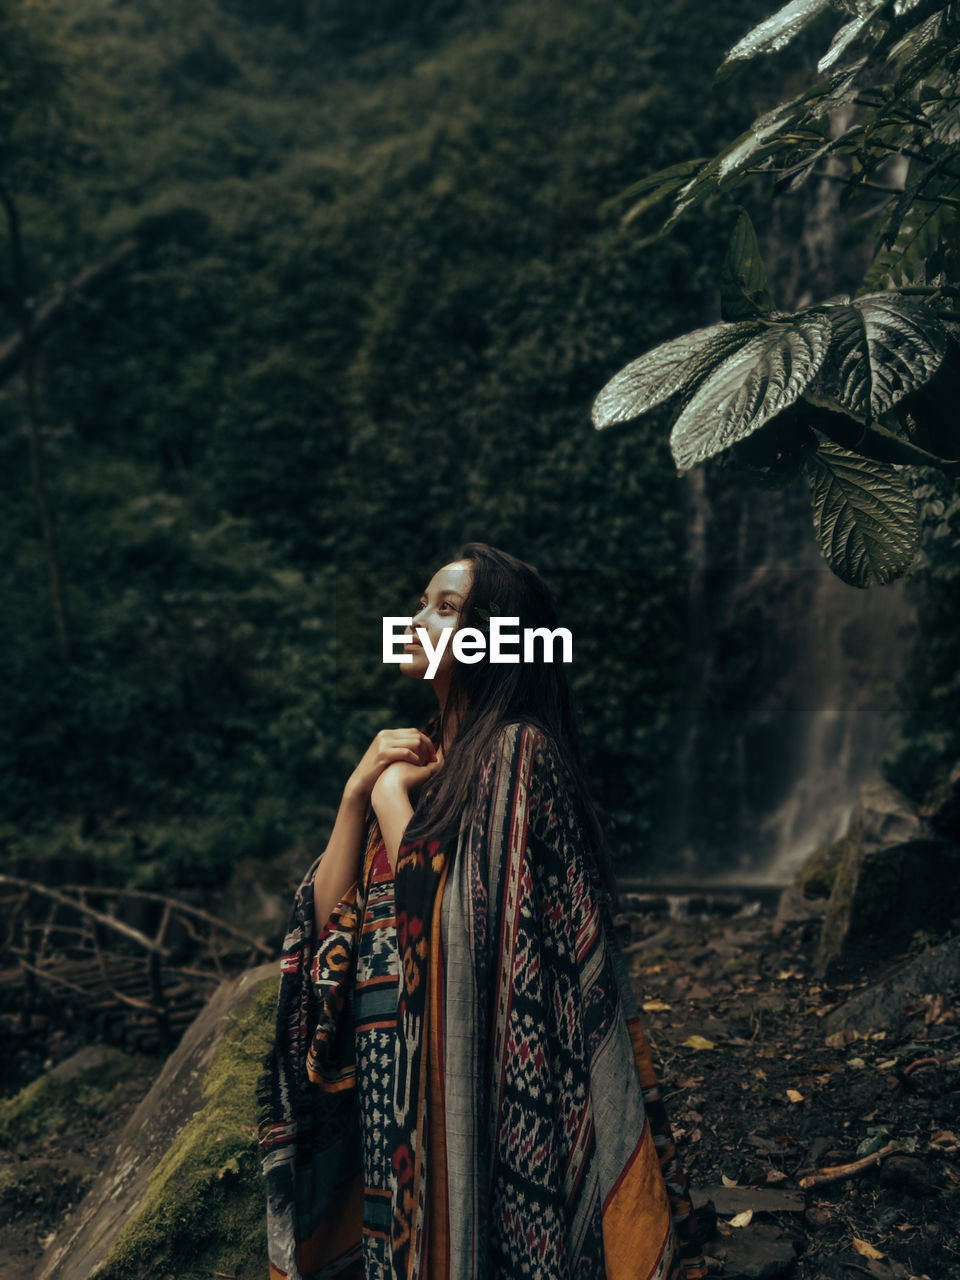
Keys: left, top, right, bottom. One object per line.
{"left": 721, "top": 1174, "right": 738, "bottom": 1188}
{"left": 853, "top": 1238, "right": 885, "bottom": 1260}
{"left": 825, "top": 1029, "right": 858, "bottom": 1049}
{"left": 642, "top": 999, "right": 672, "bottom": 1012}
{"left": 929, "top": 1130, "right": 959, "bottom": 1153}
{"left": 786, "top": 1089, "right": 804, "bottom": 1103}
{"left": 848, "top": 1057, "right": 866, "bottom": 1069}
{"left": 729, "top": 1210, "right": 753, "bottom": 1228}
{"left": 923, "top": 994, "right": 946, "bottom": 1025}
{"left": 683, "top": 1035, "right": 715, "bottom": 1051}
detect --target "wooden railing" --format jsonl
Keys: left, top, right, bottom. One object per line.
{"left": 0, "top": 874, "right": 274, "bottom": 1053}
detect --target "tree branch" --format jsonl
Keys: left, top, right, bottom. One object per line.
{"left": 0, "top": 236, "right": 138, "bottom": 385}
{"left": 799, "top": 402, "right": 960, "bottom": 477}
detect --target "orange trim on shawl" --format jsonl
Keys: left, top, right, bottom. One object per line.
{"left": 600, "top": 1117, "right": 673, "bottom": 1280}
{"left": 426, "top": 855, "right": 451, "bottom": 1280}
{"left": 293, "top": 1171, "right": 365, "bottom": 1277}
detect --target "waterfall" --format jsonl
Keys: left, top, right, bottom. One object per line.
{"left": 758, "top": 563, "right": 912, "bottom": 882}
{"left": 654, "top": 468, "right": 914, "bottom": 885}
{"left": 647, "top": 148, "right": 916, "bottom": 886}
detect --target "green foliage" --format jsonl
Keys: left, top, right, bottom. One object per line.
{"left": 643, "top": 0, "right": 960, "bottom": 262}
{"left": 594, "top": 0, "right": 960, "bottom": 792}
{"left": 0, "top": 0, "right": 778, "bottom": 871}
{"left": 802, "top": 441, "right": 918, "bottom": 587}
{"left": 593, "top": 1, "right": 960, "bottom": 585}
{"left": 720, "top": 208, "right": 775, "bottom": 320}
{"left": 593, "top": 208, "right": 952, "bottom": 585}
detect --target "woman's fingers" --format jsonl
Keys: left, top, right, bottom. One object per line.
{"left": 386, "top": 746, "right": 433, "bottom": 765}
{"left": 382, "top": 730, "right": 436, "bottom": 764}
{"left": 364, "top": 730, "right": 438, "bottom": 783}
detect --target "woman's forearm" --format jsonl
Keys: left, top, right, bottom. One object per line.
{"left": 312, "top": 781, "right": 369, "bottom": 930}
{"left": 371, "top": 773, "right": 415, "bottom": 872}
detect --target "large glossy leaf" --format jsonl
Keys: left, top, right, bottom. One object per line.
{"left": 669, "top": 313, "right": 831, "bottom": 472}
{"left": 817, "top": 11, "right": 878, "bottom": 73}
{"left": 809, "top": 294, "right": 949, "bottom": 420}
{"left": 591, "top": 320, "right": 762, "bottom": 430}
{"left": 719, "top": 0, "right": 833, "bottom": 74}
{"left": 720, "top": 208, "right": 775, "bottom": 320}
{"left": 803, "top": 441, "right": 918, "bottom": 586}
{"left": 607, "top": 159, "right": 703, "bottom": 224}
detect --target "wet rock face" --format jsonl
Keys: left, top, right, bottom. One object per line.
{"left": 922, "top": 758, "right": 960, "bottom": 843}
{"left": 36, "top": 963, "right": 278, "bottom": 1280}
{"left": 807, "top": 780, "right": 960, "bottom": 977}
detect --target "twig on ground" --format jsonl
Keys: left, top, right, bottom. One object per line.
{"left": 799, "top": 1143, "right": 900, "bottom": 1189}
{"left": 902, "top": 1057, "right": 939, "bottom": 1077}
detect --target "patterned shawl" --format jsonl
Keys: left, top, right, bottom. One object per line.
{"left": 259, "top": 721, "right": 705, "bottom": 1280}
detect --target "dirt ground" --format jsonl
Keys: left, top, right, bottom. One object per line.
{"left": 625, "top": 901, "right": 960, "bottom": 1280}
{"left": 0, "top": 1049, "right": 161, "bottom": 1280}
{"left": 1, "top": 899, "right": 957, "bottom": 1280}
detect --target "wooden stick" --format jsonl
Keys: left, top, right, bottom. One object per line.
{"left": 902, "top": 1056, "right": 939, "bottom": 1077}
{"left": 798, "top": 1143, "right": 900, "bottom": 1189}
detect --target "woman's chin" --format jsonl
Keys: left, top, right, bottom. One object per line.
{"left": 400, "top": 655, "right": 429, "bottom": 680}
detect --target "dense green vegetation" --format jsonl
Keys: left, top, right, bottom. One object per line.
{"left": 590, "top": 0, "right": 960, "bottom": 801}
{"left": 1, "top": 0, "right": 780, "bottom": 884}
{"left": 595, "top": 1, "right": 960, "bottom": 587}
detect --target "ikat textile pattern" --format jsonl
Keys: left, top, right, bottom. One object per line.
{"left": 259, "top": 722, "right": 705, "bottom": 1280}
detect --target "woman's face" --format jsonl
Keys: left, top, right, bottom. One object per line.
{"left": 402, "top": 559, "right": 473, "bottom": 686}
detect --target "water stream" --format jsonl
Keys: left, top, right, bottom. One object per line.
{"left": 653, "top": 469, "right": 914, "bottom": 885}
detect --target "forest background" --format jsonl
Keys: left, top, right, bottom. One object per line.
{"left": 2, "top": 0, "right": 958, "bottom": 907}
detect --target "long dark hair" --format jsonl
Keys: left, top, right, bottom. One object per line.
{"left": 404, "top": 542, "right": 610, "bottom": 889}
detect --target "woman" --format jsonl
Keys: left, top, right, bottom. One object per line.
{"left": 259, "top": 543, "right": 704, "bottom": 1280}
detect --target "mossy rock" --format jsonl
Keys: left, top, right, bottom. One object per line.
{"left": 0, "top": 1046, "right": 138, "bottom": 1147}
{"left": 792, "top": 830, "right": 852, "bottom": 901}
{"left": 38, "top": 963, "right": 278, "bottom": 1280}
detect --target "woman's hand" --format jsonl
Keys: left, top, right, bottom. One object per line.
{"left": 371, "top": 756, "right": 442, "bottom": 810}
{"left": 346, "top": 729, "right": 437, "bottom": 805}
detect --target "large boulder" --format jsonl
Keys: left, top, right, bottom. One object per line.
{"left": 822, "top": 933, "right": 960, "bottom": 1034}
{"left": 36, "top": 963, "right": 279, "bottom": 1280}
{"left": 815, "top": 779, "right": 960, "bottom": 977}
